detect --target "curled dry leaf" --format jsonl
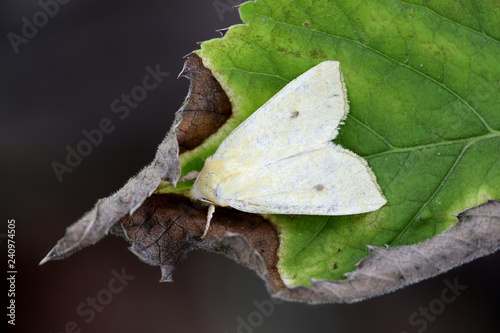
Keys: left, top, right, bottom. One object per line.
{"left": 113, "top": 193, "right": 500, "bottom": 303}
{"left": 118, "top": 194, "right": 285, "bottom": 293}
{"left": 118, "top": 197, "right": 500, "bottom": 303}
{"left": 41, "top": 53, "right": 231, "bottom": 265}
{"left": 176, "top": 53, "right": 232, "bottom": 153}
{"left": 40, "top": 110, "right": 182, "bottom": 265}
{"left": 277, "top": 199, "right": 500, "bottom": 303}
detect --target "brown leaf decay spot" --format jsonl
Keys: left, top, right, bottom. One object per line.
{"left": 176, "top": 53, "right": 232, "bottom": 153}
{"left": 119, "top": 194, "right": 286, "bottom": 292}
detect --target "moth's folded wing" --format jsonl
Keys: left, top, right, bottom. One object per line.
{"left": 213, "top": 61, "right": 349, "bottom": 166}
{"left": 218, "top": 143, "right": 386, "bottom": 215}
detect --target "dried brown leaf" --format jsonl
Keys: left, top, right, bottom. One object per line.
{"left": 118, "top": 194, "right": 285, "bottom": 293}
{"left": 176, "top": 53, "right": 231, "bottom": 153}
{"left": 39, "top": 113, "right": 182, "bottom": 265}
{"left": 40, "top": 52, "right": 232, "bottom": 265}
{"left": 117, "top": 195, "right": 500, "bottom": 303}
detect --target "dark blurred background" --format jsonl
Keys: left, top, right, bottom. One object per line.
{"left": 1, "top": 1, "right": 499, "bottom": 332}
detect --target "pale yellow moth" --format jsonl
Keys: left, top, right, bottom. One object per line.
{"left": 190, "top": 61, "right": 386, "bottom": 238}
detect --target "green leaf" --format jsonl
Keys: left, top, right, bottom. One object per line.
{"left": 183, "top": 0, "right": 500, "bottom": 286}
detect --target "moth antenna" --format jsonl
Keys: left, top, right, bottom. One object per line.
{"left": 200, "top": 204, "right": 215, "bottom": 239}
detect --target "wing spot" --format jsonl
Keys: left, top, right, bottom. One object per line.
{"left": 290, "top": 110, "right": 299, "bottom": 118}
{"left": 313, "top": 184, "right": 325, "bottom": 191}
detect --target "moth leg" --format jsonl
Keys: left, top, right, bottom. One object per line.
{"left": 200, "top": 204, "right": 215, "bottom": 239}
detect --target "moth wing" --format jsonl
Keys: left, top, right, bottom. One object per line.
{"left": 216, "top": 144, "right": 386, "bottom": 215}
{"left": 212, "top": 61, "right": 349, "bottom": 165}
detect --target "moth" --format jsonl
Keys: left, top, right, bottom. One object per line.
{"left": 190, "top": 61, "right": 386, "bottom": 238}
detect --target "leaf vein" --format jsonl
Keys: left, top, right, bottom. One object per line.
{"left": 389, "top": 140, "right": 474, "bottom": 246}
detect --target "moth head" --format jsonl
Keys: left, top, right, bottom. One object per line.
{"left": 189, "top": 157, "right": 221, "bottom": 205}
{"left": 190, "top": 179, "right": 214, "bottom": 204}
